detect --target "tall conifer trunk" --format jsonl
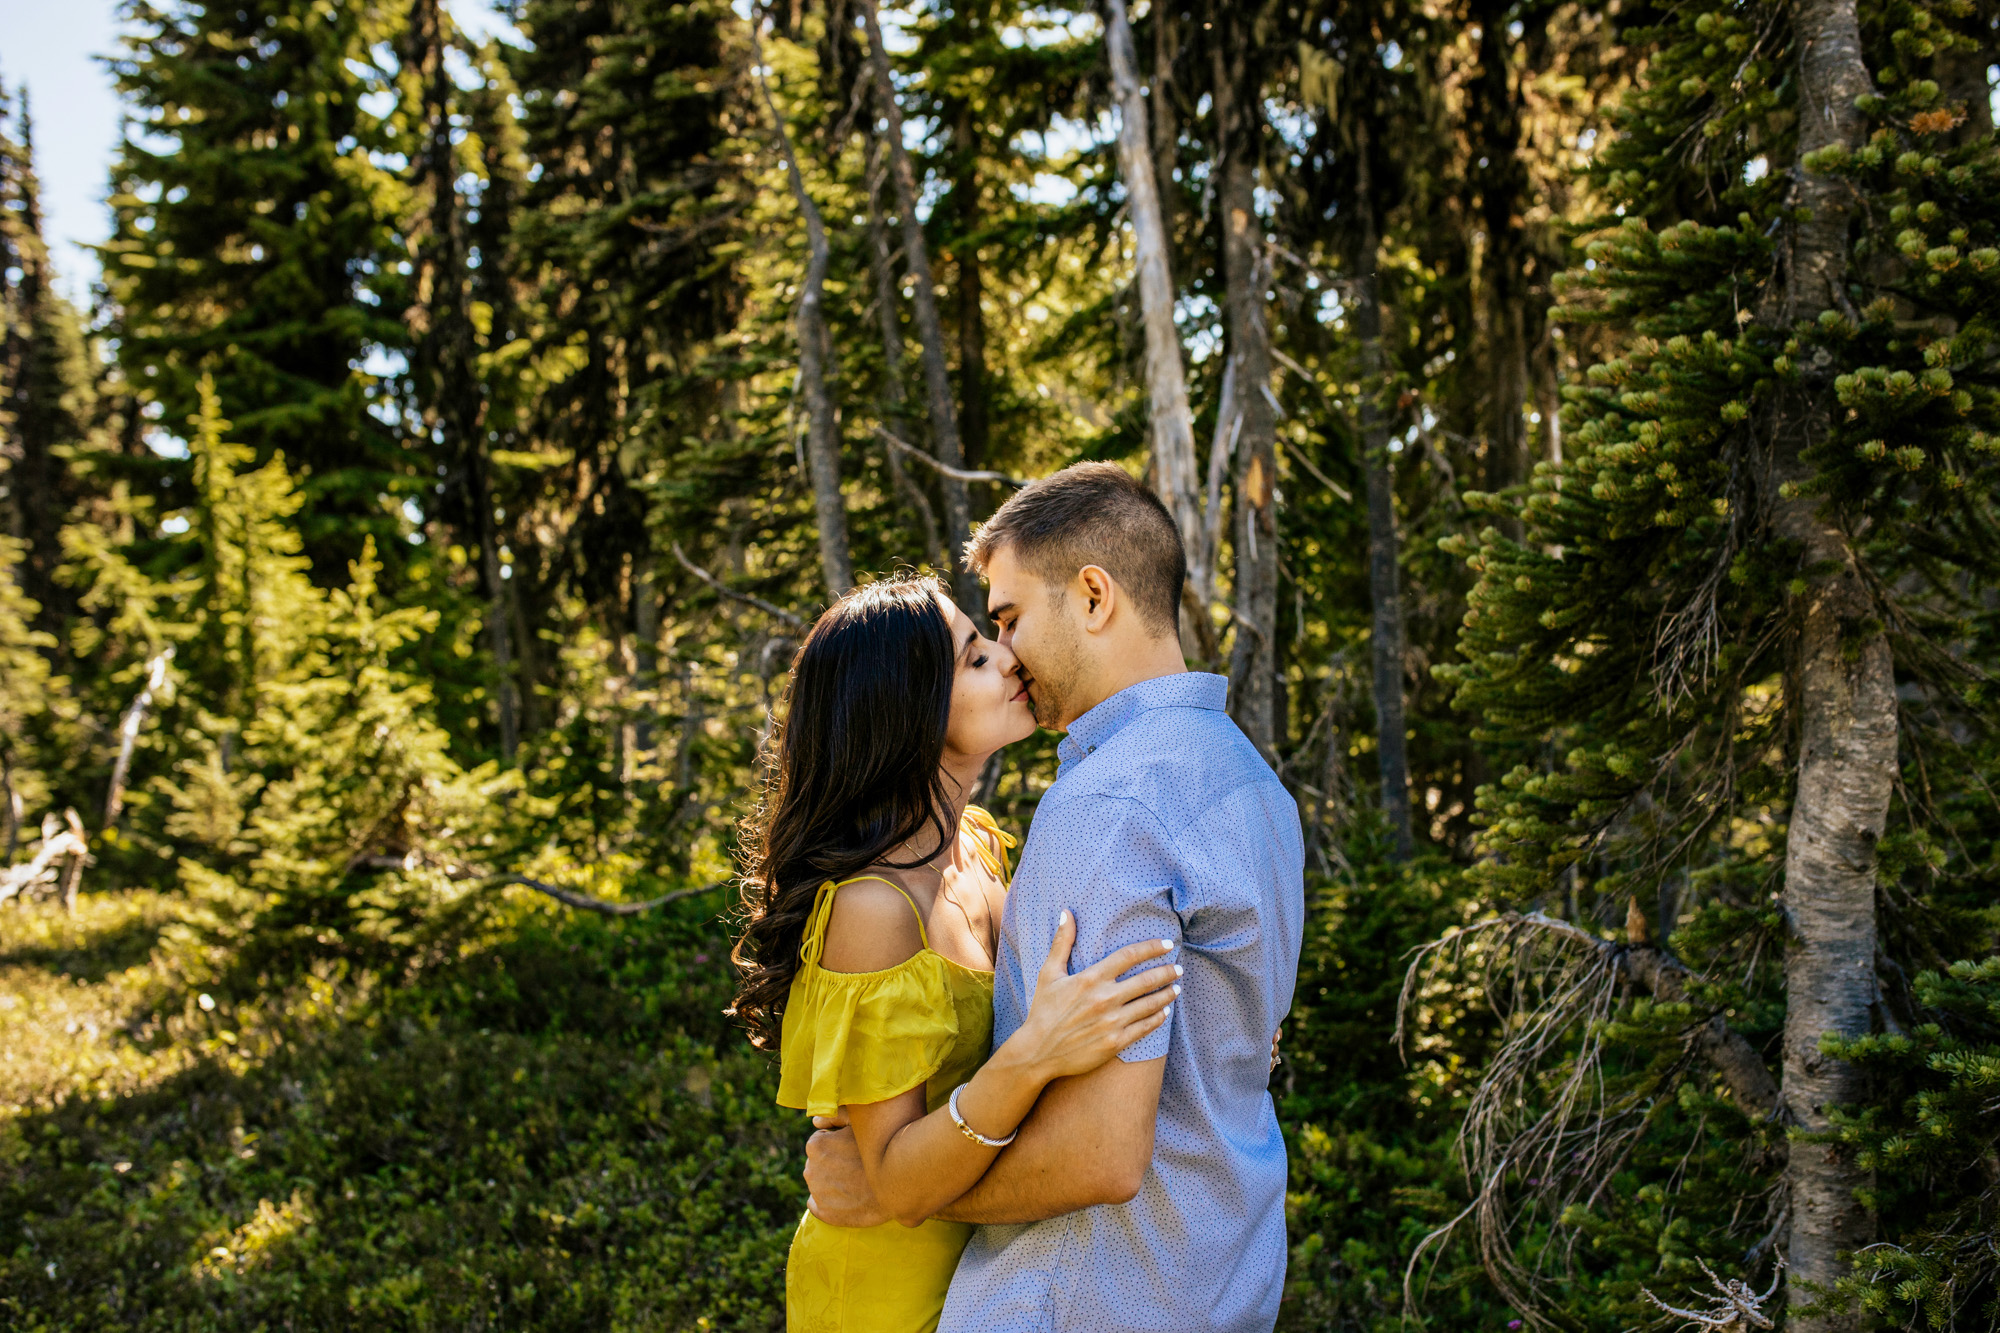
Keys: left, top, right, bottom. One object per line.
{"left": 1350, "top": 125, "right": 1414, "bottom": 859}
{"left": 1105, "top": 0, "right": 1206, "bottom": 653}
{"left": 1770, "top": 0, "right": 1890, "bottom": 1322}
{"left": 1209, "top": 5, "right": 1278, "bottom": 757}
{"left": 864, "top": 137, "right": 942, "bottom": 564}
{"left": 407, "top": 0, "right": 516, "bottom": 756}
{"left": 753, "top": 27, "right": 853, "bottom": 601}
{"left": 950, "top": 101, "right": 990, "bottom": 472}
{"left": 0, "top": 99, "right": 76, "bottom": 637}
{"left": 858, "top": 0, "right": 979, "bottom": 614}
{"left": 1470, "top": 0, "right": 1532, "bottom": 520}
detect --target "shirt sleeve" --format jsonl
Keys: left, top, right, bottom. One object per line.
{"left": 1018, "top": 794, "right": 1183, "bottom": 1063}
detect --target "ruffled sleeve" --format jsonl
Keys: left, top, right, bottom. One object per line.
{"left": 777, "top": 952, "right": 960, "bottom": 1115}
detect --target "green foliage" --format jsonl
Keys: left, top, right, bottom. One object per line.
{"left": 1823, "top": 957, "right": 2000, "bottom": 1328}
{"left": 0, "top": 893, "right": 797, "bottom": 1332}
{"left": 105, "top": 0, "right": 414, "bottom": 573}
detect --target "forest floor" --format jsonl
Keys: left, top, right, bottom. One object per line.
{"left": 0, "top": 890, "right": 800, "bottom": 1332}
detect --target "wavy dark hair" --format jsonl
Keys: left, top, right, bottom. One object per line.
{"left": 729, "top": 575, "right": 957, "bottom": 1051}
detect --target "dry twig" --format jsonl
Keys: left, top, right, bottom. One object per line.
{"left": 1, "top": 809, "right": 90, "bottom": 910}
{"left": 1641, "top": 1258, "right": 1783, "bottom": 1332}
{"left": 672, "top": 542, "right": 806, "bottom": 628}
{"left": 349, "top": 851, "right": 727, "bottom": 917}
{"left": 1396, "top": 910, "right": 1780, "bottom": 1327}
{"left": 874, "top": 425, "right": 1028, "bottom": 487}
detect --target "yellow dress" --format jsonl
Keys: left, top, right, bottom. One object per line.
{"left": 779, "top": 808, "right": 1014, "bottom": 1333}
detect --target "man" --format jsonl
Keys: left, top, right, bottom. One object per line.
{"left": 805, "top": 462, "right": 1305, "bottom": 1332}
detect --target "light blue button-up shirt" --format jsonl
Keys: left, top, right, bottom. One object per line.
{"left": 939, "top": 672, "right": 1305, "bottom": 1333}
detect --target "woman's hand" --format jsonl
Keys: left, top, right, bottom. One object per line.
{"left": 1007, "top": 911, "right": 1179, "bottom": 1083}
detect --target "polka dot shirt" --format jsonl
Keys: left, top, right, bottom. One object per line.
{"left": 939, "top": 672, "right": 1306, "bottom": 1333}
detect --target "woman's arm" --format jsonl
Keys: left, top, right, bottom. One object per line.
{"left": 832, "top": 911, "right": 1177, "bottom": 1227}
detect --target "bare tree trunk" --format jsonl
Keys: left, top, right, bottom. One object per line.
{"left": 1210, "top": 6, "right": 1278, "bottom": 758}
{"left": 950, "top": 100, "right": 990, "bottom": 471}
{"left": 409, "top": 0, "right": 516, "bottom": 757}
{"left": 857, "top": 0, "right": 979, "bottom": 614}
{"left": 1105, "top": 0, "right": 1205, "bottom": 653}
{"left": 1470, "top": 0, "right": 1532, "bottom": 526}
{"left": 1350, "top": 127, "right": 1415, "bottom": 858}
{"left": 753, "top": 27, "right": 854, "bottom": 601}
{"left": 1769, "top": 1, "right": 1886, "bottom": 1324}
{"left": 1150, "top": 0, "right": 1180, "bottom": 261}
{"left": 864, "top": 137, "right": 943, "bottom": 565}
{"left": 104, "top": 647, "right": 173, "bottom": 827}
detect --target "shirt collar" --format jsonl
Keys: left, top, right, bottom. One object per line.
{"left": 1055, "top": 672, "right": 1229, "bottom": 774}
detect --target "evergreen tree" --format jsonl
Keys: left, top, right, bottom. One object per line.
{"left": 103, "top": 0, "right": 413, "bottom": 579}
{"left": 0, "top": 84, "right": 94, "bottom": 636}
{"left": 1433, "top": 0, "right": 2000, "bottom": 1315}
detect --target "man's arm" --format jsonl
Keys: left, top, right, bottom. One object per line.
{"left": 933, "top": 1052, "right": 1163, "bottom": 1224}
{"left": 805, "top": 1053, "right": 1164, "bottom": 1228}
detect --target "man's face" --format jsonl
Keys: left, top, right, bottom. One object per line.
{"left": 983, "top": 544, "right": 1086, "bottom": 730}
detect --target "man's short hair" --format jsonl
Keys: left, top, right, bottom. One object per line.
{"left": 963, "top": 461, "right": 1185, "bottom": 636}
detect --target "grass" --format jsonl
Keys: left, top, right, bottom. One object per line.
{"left": 0, "top": 888, "right": 802, "bottom": 1331}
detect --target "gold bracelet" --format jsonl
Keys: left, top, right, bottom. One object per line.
{"left": 948, "top": 1083, "right": 1017, "bottom": 1148}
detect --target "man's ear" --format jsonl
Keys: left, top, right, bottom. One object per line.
{"left": 1076, "top": 565, "right": 1117, "bottom": 632}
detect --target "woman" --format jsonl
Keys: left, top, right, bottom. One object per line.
{"left": 731, "top": 576, "right": 1178, "bottom": 1333}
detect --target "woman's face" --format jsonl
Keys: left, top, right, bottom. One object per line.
{"left": 937, "top": 590, "right": 1036, "bottom": 762}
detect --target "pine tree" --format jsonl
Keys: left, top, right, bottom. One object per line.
{"left": 103, "top": 0, "right": 413, "bottom": 580}
{"left": 0, "top": 84, "right": 94, "bottom": 636}
{"left": 1433, "top": 0, "right": 2000, "bottom": 1315}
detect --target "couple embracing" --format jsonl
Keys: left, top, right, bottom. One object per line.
{"left": 730, "top": 463, "right": 1306, "bottom": 1333}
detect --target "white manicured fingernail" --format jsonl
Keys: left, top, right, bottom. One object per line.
{"left": 1171, "top": 984, "right": 1181, "bottom": 997}
{"left": 1061, "top": 909, "right": 1072, "bottom": 925}
{"left": 1162, "top": 1005, "right": 1172, "bottom": 1019}
{"left": 1159, "top": 939, "right": 1173, "bottom": 951}
{"left": 1173, "top": 965, "right": 1184, "bottom": 977}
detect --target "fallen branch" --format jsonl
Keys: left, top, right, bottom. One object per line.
{"left": 496, "top": 874, "right": 725, "bottom": 917}
{"left": 348, "top": 851, "right": 728, "bottom": 917}
{"left": 106, "top": 646, "right": 175, "bottom": 825}
{"left": 672, "top": 542, "right": 806, "bottom": 627}
{"left": 874, "top": 425, "right": 1028, "bottom": 487}
{"left": 0, "top": 809, "right": 89, "bottom": 910}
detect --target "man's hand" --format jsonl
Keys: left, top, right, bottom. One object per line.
{"left": 804, "top": 1116, "right": 891, "bottom": 1229}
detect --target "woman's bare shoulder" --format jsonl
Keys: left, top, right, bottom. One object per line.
{"left": 817, "top": 873, "right": 928, "bottom": 974}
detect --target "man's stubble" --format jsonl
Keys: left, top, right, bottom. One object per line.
{"left": 1023, "top": 591, "right": 1087, "bottom": 731}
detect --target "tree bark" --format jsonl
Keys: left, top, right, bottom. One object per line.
{"left": 1769, "top": 1, "right": 1887, "bottom": 1324}
{"left": 950, "top": 100, "right": 990, "bottom": 472}
{"left": 858, "top": 0, "right": 979, "bottom": 614}
{"left": 1149, "top": 0, "right": 1180, "bottom": 264}
{"left": 864, "top": 136, "right": 943, "bottom": 565}
{"left": 408, "top": 0, "right": 517, "bottom": 757}
{"left": 753, "top": 27, "right": 854, "bottom": 601}
{"left": 1350, "top": 125, "right": 1415, "bottom": 859}
{"left": 0, "top": 98, "right": 79, "bottom": 638}
{"left": 1105, "top": 0, "right": 1205, "bottom": 649}
{"left": 1470, "top": 0, "right": 1532, "bottom": 522}
{"left": 1209, "top": 5, "right": 1278, "bottom": 758}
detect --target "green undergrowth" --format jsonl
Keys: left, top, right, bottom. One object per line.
{"left": 0, "top": 889, "right": 801, "bottom": 1331}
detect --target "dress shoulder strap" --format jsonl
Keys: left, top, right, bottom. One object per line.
{"left": 798, "top": 874, "right": 930, "bottom": 970}
{"left": 960, "top": 805, "right": 1018, "bottom": 882}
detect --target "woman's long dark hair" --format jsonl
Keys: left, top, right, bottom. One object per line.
{"left": 730, "top": 575, "right": 957, "bottom": 1051}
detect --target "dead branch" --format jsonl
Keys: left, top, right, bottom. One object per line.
{"left": 1396, "top": 910, "right": 1781, "bottom": 1327}
{"left": 1, "top": 809, "right": 89, "bottom": 910}
{"left": 874, "top": 425, "right": 1028, "bottom": 487}
{"left": 671, "top": 542, "right": 806, "bottom": 628}
{"left": 1641, "top": 1258, "right": 1782, "bottom": 1332}
{"left": 349, "top": 851, "right": 727, "bottom": 917}
{"left": 105, "top": 646, "right": 175, "bottom": 825}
